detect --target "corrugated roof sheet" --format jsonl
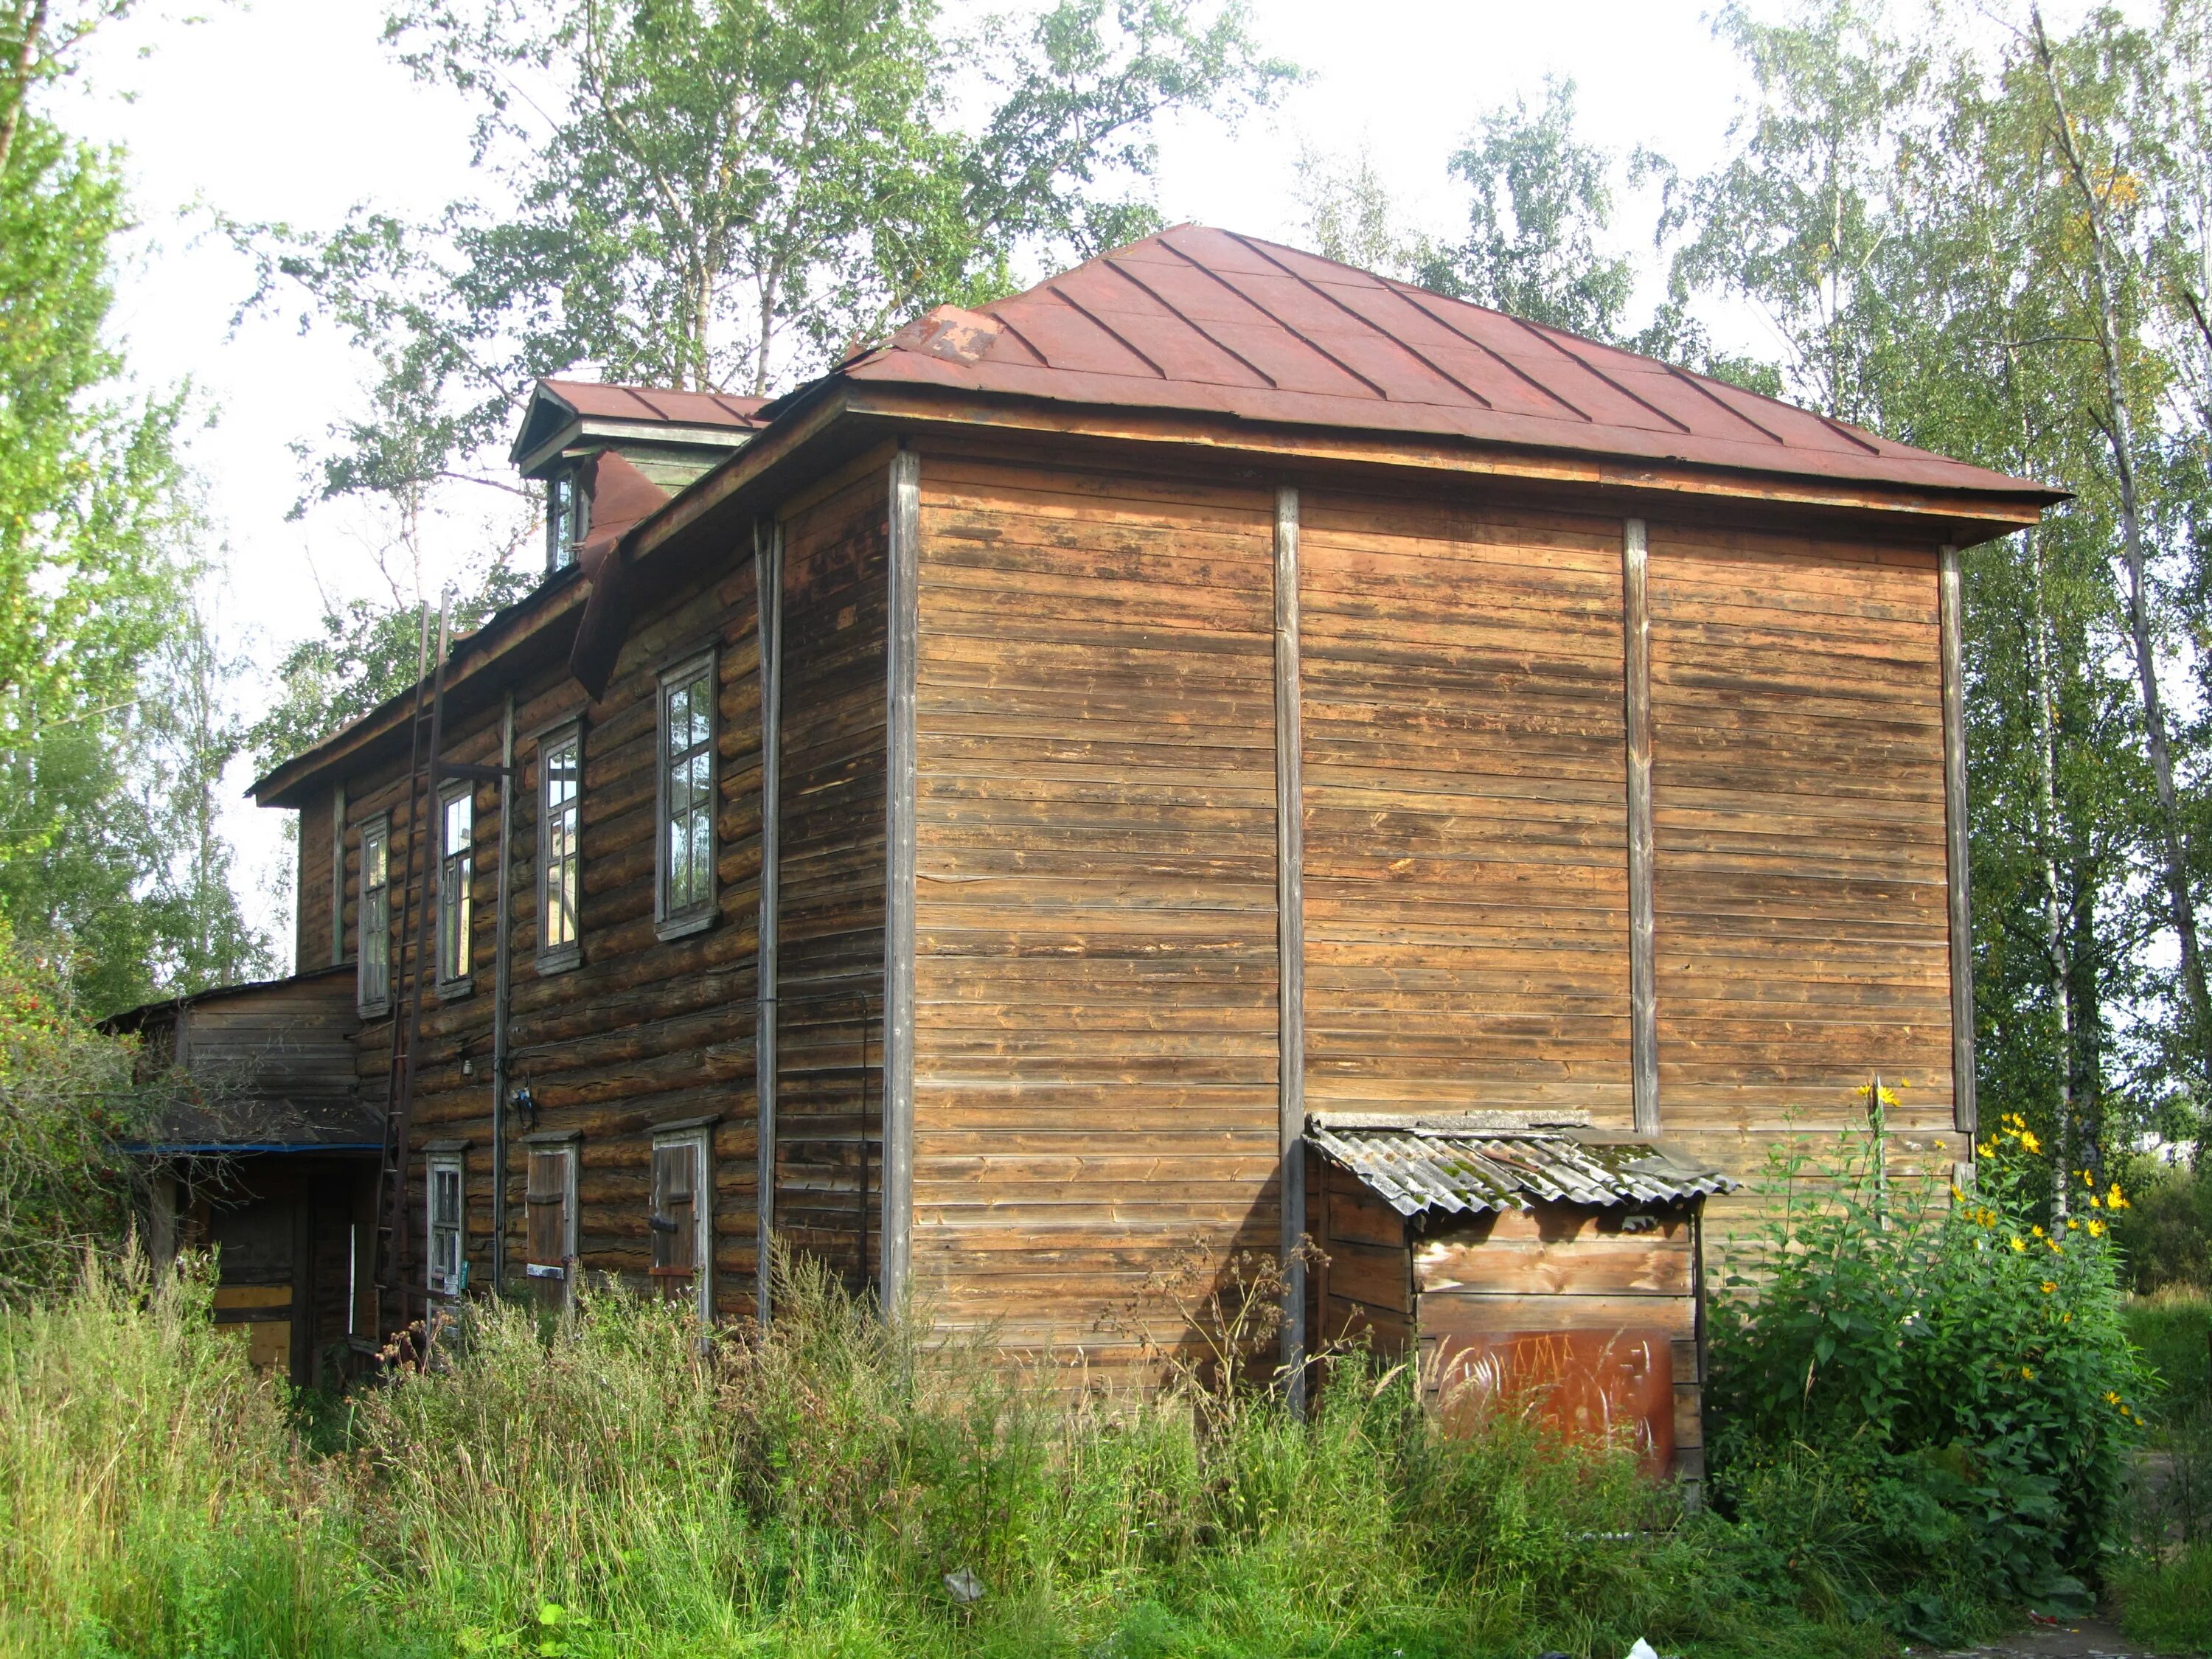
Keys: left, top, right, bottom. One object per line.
{"left": 1309, "top": 1123, "right": 1738, "bottom": 1218}
{"left": 835, "top": 224, "right": 2056, "bottom": 501}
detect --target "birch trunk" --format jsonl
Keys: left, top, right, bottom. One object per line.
{"left": 2032, "top": 13, "right": 2212, "bottom": 1085}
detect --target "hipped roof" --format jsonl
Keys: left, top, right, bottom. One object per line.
{"left": 253, "top": 224, "right": 2059, "bottom": 807}
{"left": 802, "top": 225, "right": 2057, "bottom": 501}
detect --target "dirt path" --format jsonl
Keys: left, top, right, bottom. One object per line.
{"left": 1927, "top": 1617, "right": 2168, "bottom": 1659}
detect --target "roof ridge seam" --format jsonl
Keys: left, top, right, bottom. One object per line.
{"left": 1659, "top": 360, "right": 1787, "bottom": 445}
{"left": 1382, "top": 280, "right": 1595, "bottom": 422}
{"left": 1225, "top": 230, "right": 1496, "bottom": 410}
{"left": 984, "top": 307, "right": 1052, "bottom": 366}
{"left": 1101, "top": 255, "right": 1279, "bottom": 389}
{"left": 1512, "top": 316, "right": 1695, "bottom": 437}
{"left": 1046, "top": 282, "right": 1169, "bottom": 378}
{"left": 1178, "top": 231, "right": 1392, "bottom": 400}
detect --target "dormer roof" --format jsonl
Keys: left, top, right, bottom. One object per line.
{"left": 510, "top": 377, "right": 770, "bottom": 479}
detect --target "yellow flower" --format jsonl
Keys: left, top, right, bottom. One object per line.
{"left": 2087, "top": 1218, "right": 2107, "bottom": 1238}
{"left": 2107, "top": 1184, "right": 2128, "bottom": 1210}
{"left": 1978, "top": 1141, "right": 1994, "bottom": 1158}
{"left": 2082, "top": 1171, "right": 2096, "bottom": 1187}
{"left": 2020, "top": 1366, "right": 2036, "bottom": 1380}
{"left": 2020, "top": 1130, "right": 2042, "bottom": 1153}
{"left": 2032, "top": 1225, "right": 2045, "bottom": 1238}
{"left": 2088, "top": 1194, "right": 2102, "bottom": 1208}
{"left": 2047, "top": 1237, "right": 2063, "bottom": 1254}
{"left": 2040, "top": 1281, "right": 2056, "bottom": 1294}
{"left": 1950, "top": 1183, "right": 1965, "bottom": 1202}
{"left": 2066, "top": 1218, "right": 2080, "bottom": 1231}
{"left": 2009, "top": 1236, "right": 2028, "bottom": 1253}
{"left": 2105, "top": 1391, "right": 2122, "bottom": 1406}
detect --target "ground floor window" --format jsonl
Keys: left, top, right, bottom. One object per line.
{"left": 426, "top": 1151, "right": 465, "bottom": 1297}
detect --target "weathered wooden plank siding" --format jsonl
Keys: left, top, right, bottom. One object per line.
{"left": 295, "top": 792, "right": 335, "bottom": 972}
{"left": 1645, "top": 521, "right": 1961, "bottom": 1226}
{"left": 1298, "top": 491, "right": 1633, "bottom": 1123}
{"left": 908, "top": 451, "right": 1280, "bottom": 1367}
{"left": 772, "top": 467, "right": 891, "bottom": 1289}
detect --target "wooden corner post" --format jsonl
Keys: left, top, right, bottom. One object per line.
{"left": 755, "top": 516, "right": 783, "bottom": 1326}
{"left": 881, "top": 449, "right": 921, "bottom": 1316}
{"left": 1274, "top": 484, "right": 1307, "bottom": 1408}
{"left": 1939, "top": 543, "right": 1977, "bottom": 1135}
{"left": 1623, "top": 518, "right": 1660, "bottom": 1137}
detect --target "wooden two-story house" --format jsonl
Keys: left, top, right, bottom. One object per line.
{"left": 224, "top": 228, "right": 2052, "bottom": 1455}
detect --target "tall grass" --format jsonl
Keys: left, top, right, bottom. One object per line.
{"left": 0, "top": 1256, "right": 371, "bottom": 1658}
{"left": 0, "top": 1256, "right": 1913, "bottom": 1659}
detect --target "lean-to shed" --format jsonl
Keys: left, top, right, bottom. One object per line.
{"left": 234, "top": 227, "right": 2057, "bottom": 1411}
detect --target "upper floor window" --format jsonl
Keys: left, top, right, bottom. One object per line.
{"left": 437, "top": 785, "right": 474, "bottom": 991}
{"left": 655, "top": 653, "right": 716, "bottom": 937}
{"left": 358, "top": 814, "right": 391, "bottom": 1015}
{"left": 546, "top": 470, "right": 590, "bottom": 574}
{"left": 538, "top": 723, "right": 582, "bottom": 971}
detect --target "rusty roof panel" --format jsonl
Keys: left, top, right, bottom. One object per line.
{"left": 833, "top": 224, "right": 2057, "bottom": 501}
{"left": 1309, "top": 1122, "right": 1739, "bottom": 1218}
{"left": 539, "top": 378, "right": 768, "bottom": 428}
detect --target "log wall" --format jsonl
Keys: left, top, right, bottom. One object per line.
{"left": 771, "top": 464, "right": 891, "bottom": 1289}
{"left": 333, "top": 544, "right": 775, "bottom": 1319}
{"left": 908, "top": 451, "right": 1281, "bottom": 1370}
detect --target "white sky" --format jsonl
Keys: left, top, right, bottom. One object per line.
{"left": 49, "top": 0, "right": 2110, "bottom": 959}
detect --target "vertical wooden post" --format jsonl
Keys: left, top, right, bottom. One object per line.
{"left": 881, "top": 448, "right": 920, "bottom": 1315}
{"left": 1623, "top": 518, "right": 1660, "bottom": 1137}
{"left": 330, "top": 782, "right": 347, "bottom": 967}
{"left": 755, "top": 517, "right": 783, "bottom": 1327}
{"left": 1274, "top": 484, "right": 1307, "bottom": 1407}
{"left": 1939, "top": 544, "right": 1978, "bottom": 1135}
{"left": 490, "top": 692, "right": 514, "bottom": 1290}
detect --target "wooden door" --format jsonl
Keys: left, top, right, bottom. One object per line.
{"left": 650, "top": 1141, "right": 698, "bottom": 1307}
{"left": 524, "top": 1147, "right": 571, "bottom": 1310}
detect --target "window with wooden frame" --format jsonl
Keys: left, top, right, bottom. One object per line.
{"left": 426, "top": 1150, "right": 465, "bottom": 1298}
{"left": 524, "top": 1137, "right": 579, "bottom": 1308}
{"left": 435, "top": 783, "right": 474, "bottom": 992}
{"left": 655, "top": 653, "right": 717, "bottom": 938}
{"left": 649, "top": 1124, "right": 714, "bottom": 1321}
{"left": 537, "top": 722, "right": 582, "bottom": 972}
{"left": 358, "top": 814, "right": 392, "bottom": 1015}
{"left": 546, "top": 470, "right": 590, "bottom": 574}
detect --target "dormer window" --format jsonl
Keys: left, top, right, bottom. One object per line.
{"left": 546, "top": 469, "right": 590, "bottom": 573}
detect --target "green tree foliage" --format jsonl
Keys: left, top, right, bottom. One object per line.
{"left": 1419, "top": 77, "right": 1636, "bottom": 341}
{"left": 238, "top": 0, "right": 1294, "bottom": 758}
{"left": 0, "top": 108, "right": 270, "bottom": 1013}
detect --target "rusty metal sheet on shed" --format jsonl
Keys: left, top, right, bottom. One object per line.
{"left": 1307, "top": 1123, "right": 1738, "bottom": 1219}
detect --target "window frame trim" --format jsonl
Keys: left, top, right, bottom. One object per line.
{"left": 434, "top": 779, "right": 476, "bottom": 998}
{"left": 356, "top": 811, "right": 393, "bottom": 1018}
{"left": 650, "top": 1122, "right": 714, "bottom": 1322}
{"left": 534, "top": 718, "right": 585, "bottom": 974}
{"left": 425, "top": 1148, "right": 466, "bottom": 1300}
{"left": 653, "top": 648, "right": 720, "bottom": 941}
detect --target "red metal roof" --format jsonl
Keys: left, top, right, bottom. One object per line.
{"left": 835, "top": 225, "right": 2051, "bottom": 500}
{"left": 538, "top": 378, "right": 769, "bottom": 428}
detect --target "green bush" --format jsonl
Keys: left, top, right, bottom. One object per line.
{"left": 1706, "top": 1113, "right": 2149, "bottom": 1640}
{"left": 2112, "top": 1160, "right": 2212, "bottom": 1295}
